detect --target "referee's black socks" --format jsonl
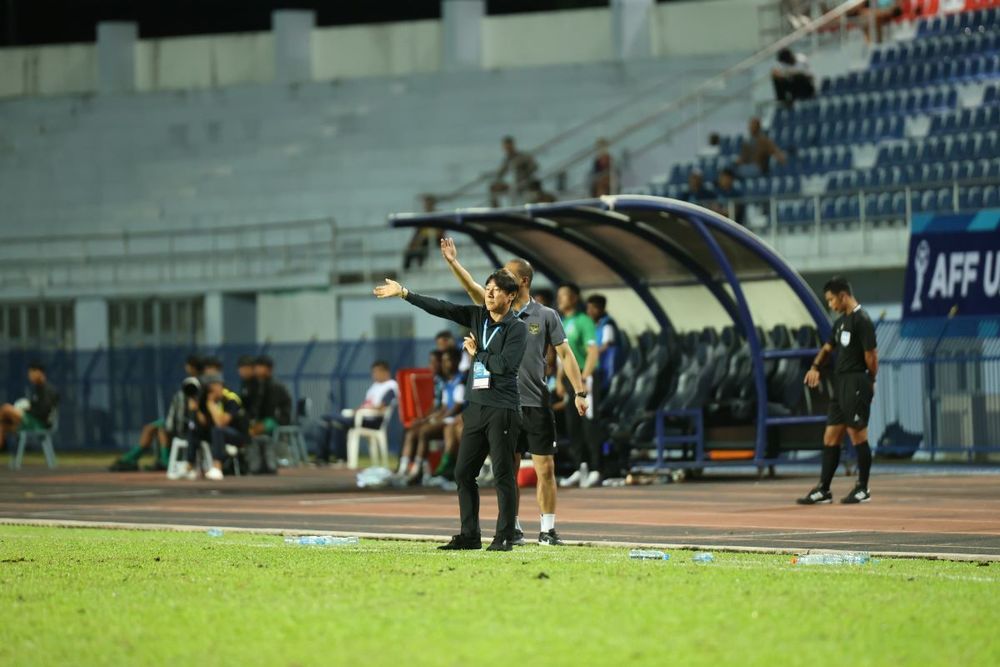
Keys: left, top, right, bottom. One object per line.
{"left": 855, "top": 441, "right": 872, "bottom": 489}
{"left": 819, "top": 445, "right": 840, "bottom": 492}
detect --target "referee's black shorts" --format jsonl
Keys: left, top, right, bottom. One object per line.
{"left": 827, "top": 372, "right": 874, "bottom": 429}
{"left": 516, "top": 405, "right": 557, "bottom": 456}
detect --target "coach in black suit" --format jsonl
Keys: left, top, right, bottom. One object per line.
{"left": 375, "top": 269, "right": 528, "bottom": 552}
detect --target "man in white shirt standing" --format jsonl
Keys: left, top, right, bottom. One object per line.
{"left": 316, "top": 360, "right": 398, "bottom": 465}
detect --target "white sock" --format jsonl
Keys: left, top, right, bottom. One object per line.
{"left": 580, "top": 463, "right": 589, "bottom": 476}
{"left": 540, "top": 513, "right": 555, "bottom": 532}
{"left": 398, "top": 456, "right": 410, "bottom": 474}
{"left": 514, "top": 516, "right": 523, "bottom": 532}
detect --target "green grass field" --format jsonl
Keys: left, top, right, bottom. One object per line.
{"left": 1, "top": 526, "right": 997, "bottom": 667}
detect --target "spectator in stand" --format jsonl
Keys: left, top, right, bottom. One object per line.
{"left": 709, "top": 168, "right": 746, "bottom": 225}
{"left": 399, "top": 348, "right": 466, "bottom": 484}
{"left": 526, "top": 179, "right": 557, "bottom": 204}
{"left": 314, "top": 361, "right": 398, "bottom": 466}
{"left": 585, "top": 294, "right": 622, "bottom": 391}
{"left": 403, "top": 195, "right": 442, "bottom": 270}
{"left": 736, "top": 117, "right": 786, "bottom": 177}
{"left": 172, "top": 374, "right": 249, "bottom": 481}
{"left": 490, "top": 136, "right": 538, "bottom": 206}
{"left": 247, "top": 355, "right": 293, "bottom": 474}
{"left": 109, "top": 354, "right": 204, "bottom": 472}
{"left": 679, "top": 169, "right": 714, "bottom": 204}
{"left": 848, "top": 0, "right": 902, "bottom": 44}
{"left": 589, "top": 138, "right": 614, "bottom": 197}
{"left": 698, "top": 132, "right": 722, "bottom": 159}
{"left": 0, "top": 362, "right": 60, "bottom": 452}
{"left": 771, "top": 48, "right": 815, "bottom": 108}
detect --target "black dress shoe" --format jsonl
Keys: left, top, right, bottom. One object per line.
{"left": 438, "top": 534, "right": 483, "bottom": 550}
{"left": 486, "top": 536, "right": 513, "bottom": 552}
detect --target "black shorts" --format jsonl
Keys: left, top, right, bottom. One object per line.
{"left": 827, "top": 372, "right": 874, "bottom": 429}
{"left": 517, "top": 406, "right": 557, "bottom": 456}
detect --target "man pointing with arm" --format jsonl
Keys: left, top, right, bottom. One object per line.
{"left": 375, "top": 269, "right": 528, "bottom": 552}
{"left": 440, "top": 238, "right": 588, "bottom": 546}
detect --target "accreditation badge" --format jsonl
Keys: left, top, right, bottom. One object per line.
{"left": 472, "top": 361, "right": 491, "bottom": 390}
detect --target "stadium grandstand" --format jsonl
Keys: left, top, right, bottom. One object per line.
{"left": 1, "top": 3, "right": 999, "bottom": 664}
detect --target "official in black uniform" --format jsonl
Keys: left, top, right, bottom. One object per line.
{"left": 375, "top": 269, "right": 528, "bottom": 551}
{"left": 798, "top": 276, "right": 879, "bottom": 505}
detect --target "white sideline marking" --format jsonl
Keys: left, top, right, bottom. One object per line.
{"left": 33, "top": 490, "right": 164, "bottom": 500}
{"left": 0, "top": 517, "right": 997, "bottom": 562}
{"left": 298, "top": 495, "right": 426, "bottom": 506}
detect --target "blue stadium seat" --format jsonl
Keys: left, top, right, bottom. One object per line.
{"left": 960, "top": 186, "right": 984, "bottom": 211}
{"left": 918, "top": 190, "right": 936, "bottom": 213}
{"left": 989, "top": 159, "right": 1000, "bottom": 179}
{"left": 821, "top": 197, "right": 836, "bottom": 221}
{"left": 984, "top": 186, "right": 999, "bottom": 209}
{"left": 936, "top": 188, "right": 953, "bottom": 212}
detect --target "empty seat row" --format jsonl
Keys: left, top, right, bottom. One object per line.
{"left": 929, "top": 105, "right": 1000, "bottom": 134}
{"left": 827, "top": 158, "right": 1000, "bottom": 192}
{"left": 821, "top": 54, "right": 1000, "bottom": 95}
{"left": 773, "top": 87, "right": 956, "bottom": 127}
{"left": 871, "top": 30, "right": 1000, "bottom": 68}
{"left": 877, "top": 131, "right": 999, "bottom": 164}
{"left": 774, "top": 186, "right": 999, "bottom": 226}
{"left": 772, "top": 116, "right": 903, "bottom": 148}
{"left": 771, "top": 147, "right": 852, "bottom": 176}
{"left": 917, "top": 7, "right": 1000, "bottom": 37}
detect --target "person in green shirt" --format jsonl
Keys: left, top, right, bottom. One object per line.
{"left": 555, "top": 283, "right": 603, "bottom": 489}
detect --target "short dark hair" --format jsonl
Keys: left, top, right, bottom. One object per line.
{"left": 532, "top": 288, "right": 554, "bottom": 304}
{"left": 777, "top": 48, "right": 795, "bottom": 65}
{"left": 719, "top": 167, "right": 736, "bottom": 180}
{"left": 435, "top": 330, "right": 455, "bottom": 342}
{"left": 185, "top": 354, "right": 204, "bottom": 373}
{"left": 586, "top": 294, "right": 607, "bottom": 310}
{"left": 202, "top": 356, "right": 223, "bottom": 370}
{"left": 28, "top": 361, "right": 45, "bottom": 373}
{"left": 486, "top": 269, "right": 519, "bottom": 296}
{"left": 237, "top": 355, "right": 256, "bottom": 368}
{"left": 507, "top": 258, "right": 534, "bottom": 287}
{"left": 502, "top": 135, "right": 514, "bottom": 144}
{"left": 372, "top": 360, "right": 390, "bottom": 372}
{"left": 443, "top": 348, "right": 461, "bottom": 367}
{"left": 255, "top": 354, "right": 274, "bottom": 368}
{"left": 429, "top": 349, "right": 444, "bottom": 361}
{"left": 823, "top": 276, "right": 852, "bottom": 296}
{"left": 560, "top": 282, "right": 581, "bottom": 297}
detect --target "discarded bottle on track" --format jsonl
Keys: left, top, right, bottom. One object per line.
{"left": 629, "top": 549, "right": 669, "bottom": 561}
{"left": 692, "top": 552, "right": 715, "bottom": 563}
{"left": 284, "top": 535, "right": 360, "bottom": 547}
{"left": 792, "top": 552, "right": 871, "bottom": 566}
{"left": 206, "top": 528, "right": 224, "bottom": 538}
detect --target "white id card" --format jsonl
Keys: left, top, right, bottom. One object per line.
{"left": 472, "top": 361, "right": 491, "bottom": 390}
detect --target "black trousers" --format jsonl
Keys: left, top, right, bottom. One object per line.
{"left": 454, "top": 403, "right": 522, "bottom": 540}
{"left": 772, "top": 73, "right": 815, "bottom": 104}
{"left": 562, "top": 376, "right": 602, "bottom": 470}
{"left": 187, "top": 425, "right": 249, "bottom": 464}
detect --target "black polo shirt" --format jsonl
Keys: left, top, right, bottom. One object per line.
{"left": 405, "top": 291, "right": 527, "bottom": 410}
{"left": 829, "top": 304, "right": 877, "bottom": 376}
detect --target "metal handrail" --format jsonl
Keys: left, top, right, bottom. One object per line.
{"left": 434, "top": 0, "right": 866, "bottom": 206}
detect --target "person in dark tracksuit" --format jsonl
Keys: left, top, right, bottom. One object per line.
{"left": 798, "top": 276, "right": 879, "bottom": 505}
{"left": 375, "top": 269, "right": 528, "bottom": 552}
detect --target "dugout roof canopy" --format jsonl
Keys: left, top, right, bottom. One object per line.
{"left": 389, "top": 195, "right": 830, "bottom": 341}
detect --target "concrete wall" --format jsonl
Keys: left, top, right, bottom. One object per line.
{"left": 258, "top": 289, "right": 339, "bottom": 342}
{"left": 0, "top": 1, "right": 767, "bottom": 98}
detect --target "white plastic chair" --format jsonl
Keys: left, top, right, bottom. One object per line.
{"left": 9, "top": 411, "right": 58, "bottom": 470}
{"left": 273, "top": 425, "right": 309, "bottom": 466}
{"left": 166, "top": 437, "right": 214, "bottom": 477}
{"left": 345, "top": 402, "right": 395, "bottom": 470}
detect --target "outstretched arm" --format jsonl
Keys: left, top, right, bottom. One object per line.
{"left": 440, "top": 238, "right": 486, "bottom": 305}
{"left": 373, "top": 278, "right": 474, "bottom": 328}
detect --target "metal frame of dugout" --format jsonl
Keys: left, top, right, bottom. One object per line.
{"left": 389, "top": 195, "right": 834, "bottom": 474}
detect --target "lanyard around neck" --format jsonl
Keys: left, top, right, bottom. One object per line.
{"left": 482, "top": 318, "right": 502, "bottom": 350}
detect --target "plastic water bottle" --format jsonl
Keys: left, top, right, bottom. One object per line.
{"left": 206, "top": 528, "right": 224, "bottom": 538}
{"left": 793, "top": 552, "right": 871, "bottom": 566}
{"left": 692, "top": 552, "right": 714, "bottom": 563}
{"left": 629, "top": 549, "right": 669, "bottom": 561}
{"left": 284, "top": 535, "right": 360, "bottom": 547}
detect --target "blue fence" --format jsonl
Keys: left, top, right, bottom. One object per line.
{"left": 4, "top": 318, "right": 1000, "bottom": 458}
{"left": 1, "top": 339, "right": 434, "bottom": 452}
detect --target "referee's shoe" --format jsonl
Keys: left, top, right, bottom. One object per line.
{"left": 796, "top": 485, "right": 833, "bottom": 505}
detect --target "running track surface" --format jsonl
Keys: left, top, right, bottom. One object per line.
{"left": 2, "top": 465, "right": 999, "bottom": 559}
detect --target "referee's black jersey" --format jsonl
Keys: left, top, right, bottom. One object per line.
{"left": 828, "top": 305, "right": 877, "bottom": 375}
{"left": 404, "top": 291, "right": 527, "bottom": 410}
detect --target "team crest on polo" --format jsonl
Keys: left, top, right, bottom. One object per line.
{"left": 528, "top": 323, "right": 541, "bottom": 335}
{"left": 840, "top": 330, "right": 851, "bottom": 347}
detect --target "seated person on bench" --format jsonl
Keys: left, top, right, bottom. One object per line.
{"left": 315, "top": 360, "right": 398, "bottom": 465}
{"left": 175, "top": 374, "right": 249, "bottom": 481}
{"left": 0, "top": 362, "right": 59, "bottom": 451}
